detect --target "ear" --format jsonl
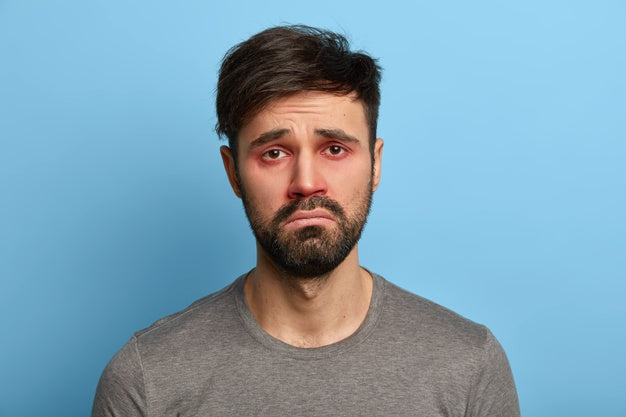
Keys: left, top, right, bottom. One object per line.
{"left": 371, "top": 138, "right": 384, "bottom": 191}
{"left": 220, "top": 145, "right": 242, "bottom": 198}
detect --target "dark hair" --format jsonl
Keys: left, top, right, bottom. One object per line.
{"left": 215, "top": 25, "right": 382, "bottom": 159}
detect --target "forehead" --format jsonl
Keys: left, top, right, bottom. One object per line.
{"left": 238, "top": 91, "right": 369, "bottom": 142}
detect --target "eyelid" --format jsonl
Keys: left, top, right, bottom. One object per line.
{"left": 261, "top": 148, "right": 289, "bottom": 160}
{"left": 322, "top": 143, "right": 349, "bottom": 156}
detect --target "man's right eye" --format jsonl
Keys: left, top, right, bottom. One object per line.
{"left": 262, "top": 149, "right": 287, "bottom": 160}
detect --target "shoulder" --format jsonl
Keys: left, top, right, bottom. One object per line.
{"left": 92, "top": 277, "right": 247, "bottom": 416}
{"left": 373, "top": 274, "right": 520, "bottom": 415}
{"left": 133, "top": 278, "right": 241, "bottom": 346}
{"left": 100, "top": 276, "right": 243, "bottom": 375}
{"left": 92, "top": 336, "right": 146, "bottom": 417}
{"left": 374, "top": 274, "right": 497, "bottom": 359}
{"left": 379, "top": 276, "right": 486, "bottom": 334}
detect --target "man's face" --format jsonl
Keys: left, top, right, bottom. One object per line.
{"left": 221, "top": 91, "right": 383, "bottom": 278}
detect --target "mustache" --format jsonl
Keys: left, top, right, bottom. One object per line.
{"left": 272, "top": 196, "right": 346, "bottom": 225}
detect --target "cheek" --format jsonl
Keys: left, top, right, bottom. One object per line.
{"left": 240, "top": 168, "right": 287, "bottom": 211}
{"left": 326, "top": 160, "right": 372, "bottom": 193}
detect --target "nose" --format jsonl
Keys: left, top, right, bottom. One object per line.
{"left": 287, "top": 151, "right": 327, "bottom": 199}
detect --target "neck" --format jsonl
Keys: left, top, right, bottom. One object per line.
{"left": 244, "top": 244, "right": 373, "bottom": 348}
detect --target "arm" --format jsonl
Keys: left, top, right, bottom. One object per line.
{"left": 466, "top": 329, "right": 520, "bottom": 417}
{"left": 91, "top": 337, "right": 147, "bottom": 417}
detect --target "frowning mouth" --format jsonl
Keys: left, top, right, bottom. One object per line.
{"left": 283, "top": 209, "right": 336, "bottom": 230}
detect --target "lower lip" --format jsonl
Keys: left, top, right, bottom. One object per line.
{"left": 283, "top": 217, "right": 335, "bottom": 230}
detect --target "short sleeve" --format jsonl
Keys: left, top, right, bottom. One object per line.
{"left": 91, "top": 337, "right": 147, "bottom": 417}
{"left": 466, "top": 329, "right": 520, "bottom": 417}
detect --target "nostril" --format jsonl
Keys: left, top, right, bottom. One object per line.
{"left": 287, "top": 185, "right": 326, "bottom": 200}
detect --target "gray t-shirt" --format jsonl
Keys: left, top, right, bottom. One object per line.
{"left": 92, "top": 273, "right": 520, "bottom": 416}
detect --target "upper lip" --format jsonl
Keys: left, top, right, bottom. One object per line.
{"left": 285, "top": 209, "right": 335, "bottom": 223}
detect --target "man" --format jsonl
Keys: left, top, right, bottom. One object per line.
{"left": 92, "top": 25, "right": 520, "bottom": 416}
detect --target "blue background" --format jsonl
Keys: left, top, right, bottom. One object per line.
{"left": 1, "top": 1, "right": 625, "bottom": 416}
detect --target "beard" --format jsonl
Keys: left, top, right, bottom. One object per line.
{"left": 241, "top": 185, "right": 373, "bottom": 279}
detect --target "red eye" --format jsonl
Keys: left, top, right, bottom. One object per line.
{"left": 262, "top": 149, "right": 287, "bottom": 160}
{"left": 324, "top": 145, "right": 346, "bottom": 156}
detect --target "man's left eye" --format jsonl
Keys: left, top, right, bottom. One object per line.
{"left": 323, "top": 145, "right": 346, "bottom": 156}
{"left": 262, "top": 149, "right": 287, "bottom": 160}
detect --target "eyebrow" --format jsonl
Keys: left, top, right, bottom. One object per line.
{"left": 314, "top": 128, "right": 361, "bottom": 144}
{"left": 248, "top": 127, "right": 362, "bottom": 150}
{"left": 249, "top": 128, "right": 291, "bottom": 150}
